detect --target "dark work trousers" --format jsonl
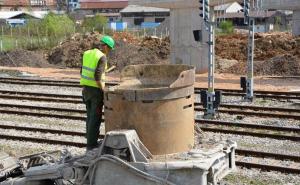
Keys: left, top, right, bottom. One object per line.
{"left": 82, "top": 86, "right": 104, "bottom": 150}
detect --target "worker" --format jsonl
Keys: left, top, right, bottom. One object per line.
{"left": 80, "top": 35, "right": 115, "bottom": 151}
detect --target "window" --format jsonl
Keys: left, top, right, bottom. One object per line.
{"left": 30, "top": 0, "right": 45, "bottom": 6}
{"left": 155, "top": 18, "right": 165, "bottom": 23}
{"left": 134, "top": 18, "right": 144, "bottom": 26}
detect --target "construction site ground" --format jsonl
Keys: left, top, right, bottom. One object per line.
{"left": 0, "top": 31, "right": 300, "bottom": 185}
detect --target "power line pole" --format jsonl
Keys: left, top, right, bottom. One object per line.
{"left": 199, "top": 0, "right": 221, "bottom": 118}
{"left": 241, "top": 0, "right": 255, "bottom": 101}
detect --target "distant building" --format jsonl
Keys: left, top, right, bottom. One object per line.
{"left": 218, "top": 11, "right": 291, "bottom": 32}
{"left": 0, "top": 11, "right": 48, "bottom": 26}
{"left": 215, "top": 2, "right": 243, "bottom": 23}
{"left": 0, "top": 0, "right": 57, "bottom": 11}
{"left": 77, "top": 0, "right": 128, "bottom": 22}
{"left": 68, "top": 0, "right": 80, "bottom": 11}
{"left": 215, "top": 2, "right": 243, "bottom": 14}
{"left": 120, "top": 5, "right": 169, "bottom": 28}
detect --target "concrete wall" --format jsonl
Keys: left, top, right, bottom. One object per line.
{"left": 170, "top": 8, "right": 208, "bottom": 73}
{"left": 292, "top": 10, "right": 300, "bottom": 36}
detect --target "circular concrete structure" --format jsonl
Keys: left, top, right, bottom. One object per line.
{"left": 104, "top": 64, "right": 195, "bottom": 155}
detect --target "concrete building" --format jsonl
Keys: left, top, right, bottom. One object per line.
{"left": 129, "top": 0, "right": 208, "bottom": 73}
{"left": 261, "top": 0, "right": 300, "bottom": 36}
{"left": 79, "top": 0, "right": 128, "bottom": 21}
{"left": 79, "top": 0, "right": 128, "bottom": 13}
{"left": 120, "top": 5, "right": 169, "bottom": 27}
{"left": 0, "top": 0, "right": 57, "bottom": 11}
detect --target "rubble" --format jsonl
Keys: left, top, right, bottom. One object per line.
{"left": 216, "top": 32, "right": 300, "bottom": 75}
{"left": 47, "top": 32, "right": 170, "bottom": 71}
{"left": 0, "top": 31, "right": 299, "bottom": 76}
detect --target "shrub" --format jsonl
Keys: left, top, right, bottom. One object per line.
{"left": 41, "top": 13, "right": 75, "bottom": 37}
{"left": 219, "top": 21, "right": 234, "bottom": 34}
{"left": 82, "top": 14, "right": 108, "bottom": 32}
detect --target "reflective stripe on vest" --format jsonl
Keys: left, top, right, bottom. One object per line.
{"left": 80, "top": 49, "right": 106, "bottom": 88}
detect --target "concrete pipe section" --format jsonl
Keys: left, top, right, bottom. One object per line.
{"left": 104, "top": 64, "right": 195, "bottom": 155}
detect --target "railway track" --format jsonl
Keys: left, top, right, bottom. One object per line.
{"left": 0, "top": 89, "right": 299, "bottom": 119}
{"left": 0, "top": 106, "right": 299, "bottom": 141}
{"left": 0, "top": 77, "right": 300, "bottom": 174}
{"left": 0, "top": 131, "right": 299, "bottom": 174}
{"left": 1, "top": 77, "right": 299, "bottom": 100}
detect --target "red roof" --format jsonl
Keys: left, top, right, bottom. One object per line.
{"left": 80, "top": 0, "right": 128, "bottom": 9}
{"left": 2, "top": 0, "right": 56, "bottom": 6}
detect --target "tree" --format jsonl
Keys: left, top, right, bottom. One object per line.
{"left": 219, "top": 20, "right": 234, "bottom": 34}
{"left": 82, "top": 14, "right": 108, "bottom": 32}
{"left": 41, "top": 12, "right": 75, "bottom": 37}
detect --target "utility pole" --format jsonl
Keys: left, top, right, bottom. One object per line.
{"left": 199, "top": 0, "right": 221, "bottom": 118}
{"left": 241, "top": 0, "right": 255, "bottom": 101}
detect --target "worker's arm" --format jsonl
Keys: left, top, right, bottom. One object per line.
{"left": 94, "top": 56, "right": 107, "bottom": 90}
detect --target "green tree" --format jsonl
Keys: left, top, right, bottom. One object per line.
{"left": 82, "top": 14, "right": 108, "bottom": 32}
{"left": 41, "top": 12, "right": 75, "bottom": 37}
{"left": 219, "top": 20, "right": 234, "bottom": 34}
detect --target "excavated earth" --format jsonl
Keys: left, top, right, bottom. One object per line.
{"left": 47, "top": 32, "right": 169, "bottom": 71}
{"left": 0, "top": 32, "right": 299, "bottom": 76}
{"left": 216, "top": 32, "right": 300, "bottom": 75}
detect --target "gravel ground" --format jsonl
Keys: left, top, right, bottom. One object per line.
{"left": 204, "top": 132, "right": 300, "bottom": 156}
{"left": 0, "top": 139, "right": 85, "bottom": 158}
{"left": 0, "top": 98, "right": 85, "bottom": 110}
{"left": 0, "top": 114, "right": 85, "bottom": 131}
{"left": 0, "top": 82, "right": 81, "bottom": 95}
{"left": 222, "top": 167, "right": 300, "bottom": 185}
{"left": 196, "top": 111, "right": 300, "bottom": 128}
{"left": 0, "top": 82, "right": 299, "bottom": 185}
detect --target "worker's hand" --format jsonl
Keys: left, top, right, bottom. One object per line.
{"left": 96, "top": 81, "right": 105, "bottom": 91}
{"left": 106, "top": 66, "right": 116, "bottom": 73}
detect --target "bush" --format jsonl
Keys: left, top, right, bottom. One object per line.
{"left": 41, "top": 13, "right": 75, "bottom": 37}
{"left": 82, "top": 14, "right": 108, "bottom": 32}
{"left": 219, "top": 21, "right": 234, "bottom": 34}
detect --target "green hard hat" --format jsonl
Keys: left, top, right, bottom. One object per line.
{"left": 101, "top": 35, "right": 115, "bottom": 50}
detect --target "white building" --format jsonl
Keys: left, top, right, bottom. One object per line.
{"left": 215, "top": 2, "right": 243, "bottom": 14}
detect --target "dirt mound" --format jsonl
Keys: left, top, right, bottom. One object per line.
{"left": 140, "top": 36, "right": 170, "bottom": 60}
{"left": 255, "top": 55, "right": 300, "bottom": 76}
{"left": 0, "top": 49, "right": 50, "bottom": 67}
{"left": 47, "top": 32, "right": 170, "bottom": 70}
{"left": 216, "top": 32, "right": 300, "bottom": 75}
{"left": 48, "top": 32, "right": 101, "bottom": 68}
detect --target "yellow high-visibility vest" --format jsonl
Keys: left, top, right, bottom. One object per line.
{"left": 80, "top": 49, "right": 107, "bottom": 88}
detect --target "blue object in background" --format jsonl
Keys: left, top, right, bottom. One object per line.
{"left": 141, "top": 22, "right": 160, "bottom": 28}
{"left": 108, "top": 22, "right": 128, "bottom": 31}
{"left": 6, "top": 19, "right": 26, "bottom": 27}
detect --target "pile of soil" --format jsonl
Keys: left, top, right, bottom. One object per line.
{"left": 47, "top": 32, "right": 101, "bottom": 68}
{"left": 216, "top": 32, "right": 300, "bottom": 75}
{"left": 140, "top": 36, "right": 170, "bottom": 60}
{"left": 0, "top": 49, "right": 50, "bottom": 67}
{"left": 255, "top": 54, "right": 300, "bottom": 76}
{"left": 47, "top": 32, "right": 170, "bottom": 71}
